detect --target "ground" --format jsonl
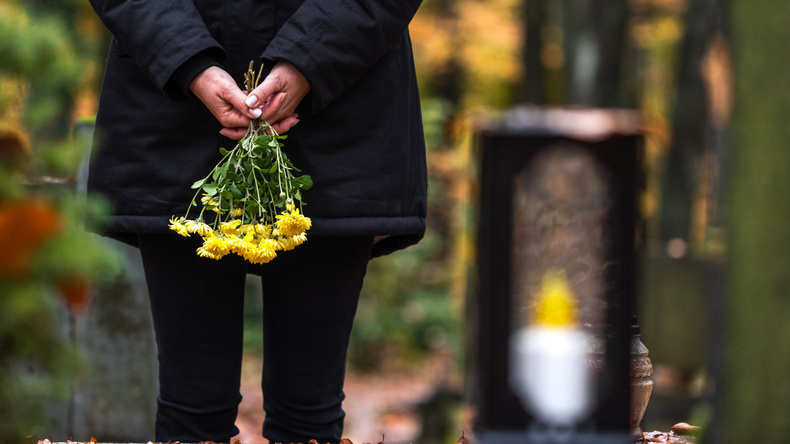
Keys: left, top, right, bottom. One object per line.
{"left": 233, "top": 352, "right": 463, "bottom": 444}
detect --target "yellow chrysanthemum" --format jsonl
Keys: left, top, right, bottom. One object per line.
{"left": 202, "top": 234, "right": 230, "bottom": 257}
{"left": 277, "top": 233, "right": 307, "bottom": 251}
{"left": 275, "top": 209, "right": 312, "bottom": 237}
{"left": 231, "top": 207, "right": 245, "bottom": 217}
{"left": 196, "top": 246, "right": 223, "bottom": 260}
{"left": 202, "top": 194, "right": 224, "bottom": 214}
{"left": 242, "top": 223, "right": 271, "bottom": 237}
{"left": 192, "top": 221, "right": 213, "bottom": 237}
{"left": 183, "top": 219, "right": 197, "bottom": 231}
{"left": 227, "top": 236, "right": 248, "bottom": 255}
{"left": 220, "top": 219, "right": 243, "bottom": 236}
{"left": 183, "top": 219, "right": 213, "bottom": 237}
{"left": 244, "top": 238, "right": 258, "bottom": 251}
{"left": 243, "top": 239, "right": 278, "bottom": 264}
{"left": 168, "top": 217, "right": 189, "bottom": 237}
{"left": 257, "top": 224, "right": 273, "bottom": 238}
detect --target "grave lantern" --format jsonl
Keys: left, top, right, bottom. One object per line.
{"left": 470, "top": 106, "right": 643, "bottom": 443}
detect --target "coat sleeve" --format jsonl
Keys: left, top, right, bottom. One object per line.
{"left": 88, "top": 0, "right": 226, "bottom": 98}
{"left": 261, "top": 0, "right": 422, "bottom": 113}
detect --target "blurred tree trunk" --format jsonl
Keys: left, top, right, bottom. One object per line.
{"left": 522, "top": 0, "right": 546, "bottom": 104}
{"left": 560, "top": 0, "right": 633, "bottom": 107}
{"left": 721, "top": 0, "right": 790, "bottom": 442}
{"left": 658, "top": 0, "right": 719, "bottom": 244}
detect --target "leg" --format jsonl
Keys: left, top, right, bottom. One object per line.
{"left": 259, "top": 236, "right": 373, "bottom": 444}
{"left": 137, "top": 233, "right": 248, "bottom": 442}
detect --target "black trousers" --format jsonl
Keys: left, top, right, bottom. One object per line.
{"left": 137, "top": 233, "right": 374, "bottom": 444}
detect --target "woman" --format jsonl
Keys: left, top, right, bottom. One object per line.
{"left": 86, "top": 1, "right": 427, "bottom": 443}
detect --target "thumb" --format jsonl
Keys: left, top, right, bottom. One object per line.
{"left": 219, "top": 85, "right": 261, "bottom": 119}
{"left": 245, "top": 75, "right": 283, "bottom": 110}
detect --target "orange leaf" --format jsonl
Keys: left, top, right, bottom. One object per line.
{"left": 58, "top": 277, "right": 92, "bottom": 317}
{"left": 0, "top": 198, "right": 61, "bottom": 277}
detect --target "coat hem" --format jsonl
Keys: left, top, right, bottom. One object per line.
{"left": 96, "top": 214, "right": 426, "bottom": 258}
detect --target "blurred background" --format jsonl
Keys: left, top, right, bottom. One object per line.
{"left": 2, "top": 0, "right": 789, "bottom": 443}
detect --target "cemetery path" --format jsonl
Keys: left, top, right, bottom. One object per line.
{"left": 234, "top": 353, "right": 438, "bottom": 444}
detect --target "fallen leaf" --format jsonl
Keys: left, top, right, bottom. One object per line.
{"left": 671, "top": 422, "right": 701, "bottom": 436}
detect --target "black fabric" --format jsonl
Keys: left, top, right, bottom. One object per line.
{"left": 168, "top": 49, "right": 224, "bottom": 98}
{"left": 137, "top": 234, "right": 247, "bottom": 443}
{"left": 87, "top": 0, "right": 427, "bottom": 258}
{"left": 137, "top": 233, "right": 373, "bottom": 444}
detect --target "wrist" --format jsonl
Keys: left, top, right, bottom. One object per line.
{"left": 171, "top": 51, "right": 223, "bottom": 98}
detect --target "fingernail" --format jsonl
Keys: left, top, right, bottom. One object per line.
{"left": 245, "top": 95, "right": 259, "bottom": 107}
{"left": 250, "top": 108, "right": 262, "bottom": 118}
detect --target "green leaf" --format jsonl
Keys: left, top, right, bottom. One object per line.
{"left": 293, "top": 175, "right": 313, "bottom": 190}
{"left": 191, "top": 178, "right": 206, "bottom": 189}
{"left": 255, "top": 135, "right": 273, "bottom": 146}
{"left": 202, "top": 183, "right": 218, "bottom": 195}
{"left": 230, "top": 184, "right": 244, "bottom": 199}
{"left": 219, "top": 147, "right": 230, "bottom": 156}
{"left": 213, "top": 162, "right": 230, "bottom": 181}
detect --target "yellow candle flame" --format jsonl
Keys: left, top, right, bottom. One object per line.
{"left": 533, "top": 269, "right": 578, "bottom": 327}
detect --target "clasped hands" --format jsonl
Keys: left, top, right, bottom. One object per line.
{"left": 189, "top": 60, "right": 309, "bottom": 139}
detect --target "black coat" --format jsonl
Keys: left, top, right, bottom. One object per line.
{"left": 87, "top": 0, "right": 427, "bottom": 257}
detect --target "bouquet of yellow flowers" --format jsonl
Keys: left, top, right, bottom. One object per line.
{"left": 169, "top": 62, "right": 313, "bottom": 264}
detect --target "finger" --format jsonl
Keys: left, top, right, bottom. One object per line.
{"left": 269, "top": 115, "right": 300, "bottom": 134}
{"left": 221, "top": 83, "right": 260, "bottom": 119}
{"left": 220, "top": 127, "right": 248, "bottom": 140}
{"left": 245, "top": 74, "right": 284, "bottom": 110}
{"left": 261, "top": 92, "right": 288, "bottom": 123}
{"left": 220, "top": 108, "right": 253, "bottom": 129}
